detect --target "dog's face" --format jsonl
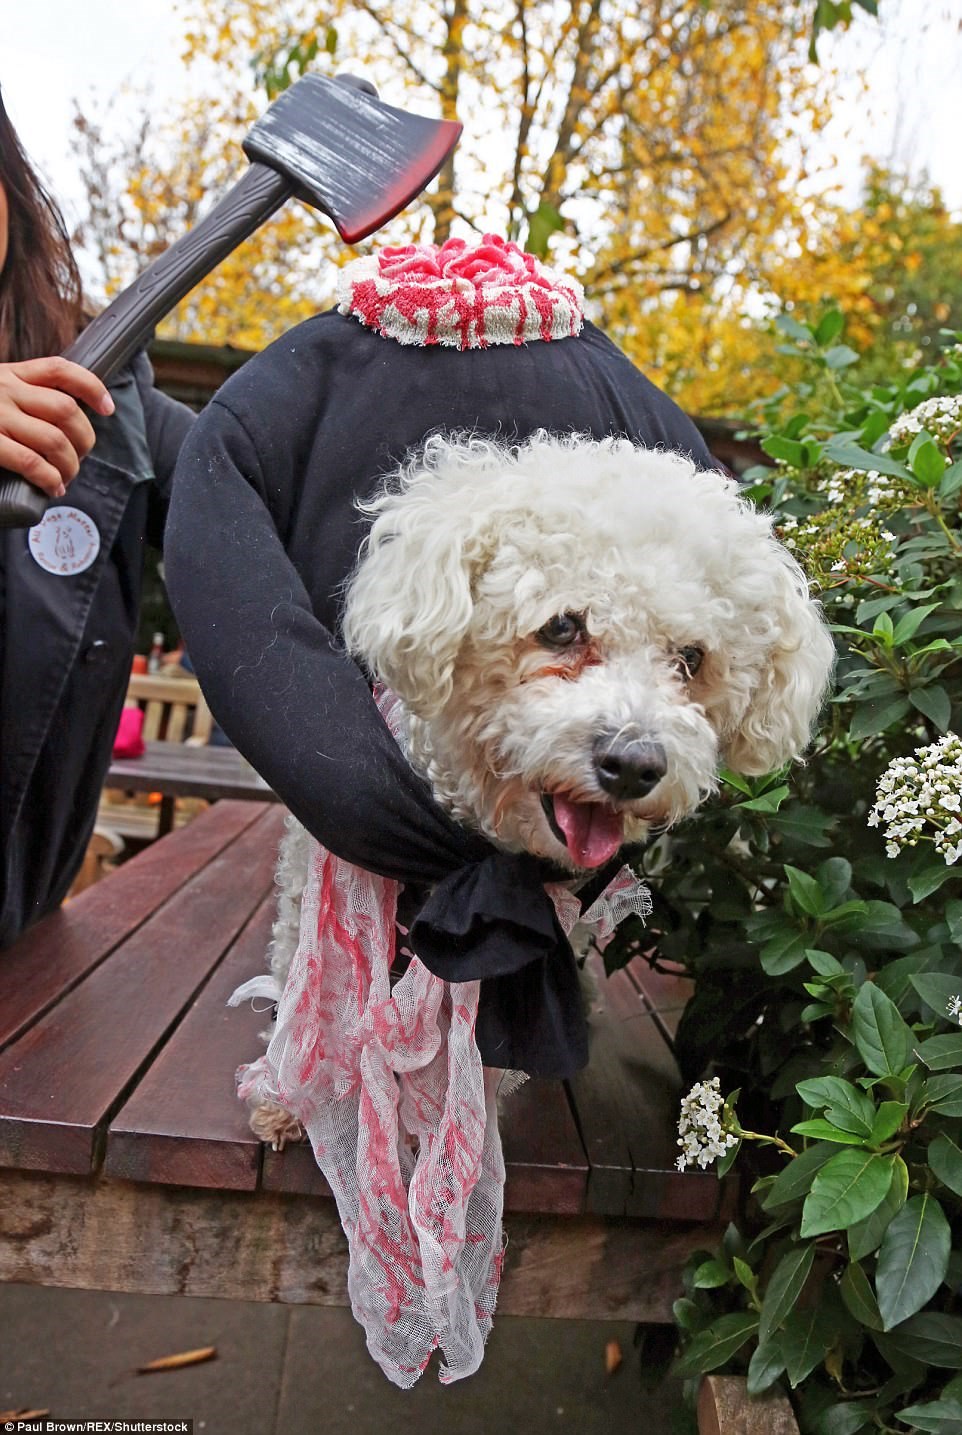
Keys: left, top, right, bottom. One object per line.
{"left": 344, "top": 434, "right": 835, "bottom": 873}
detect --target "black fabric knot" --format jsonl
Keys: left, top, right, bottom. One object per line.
{"left": 408, "top": 850, "right": 589, "bottom": 1079}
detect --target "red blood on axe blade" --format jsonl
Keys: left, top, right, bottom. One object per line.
{"left": 244, "top": 75, "right": 461, "bottom": 244}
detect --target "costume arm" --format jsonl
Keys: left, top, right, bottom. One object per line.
{"left": 164, "top": 399, "right": 491, "bottom": 885}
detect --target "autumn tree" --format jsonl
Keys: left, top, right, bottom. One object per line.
{"left": 73, "top": 0, "right": 841, "bottom": 405}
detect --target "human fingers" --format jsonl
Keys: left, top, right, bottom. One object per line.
{"left": 0, "top": 410, "right": 88, "bottom": 491}
{"left": 11, "top": 381, "right": 98, "bottom": 464}
{"left": 5, "top": 356, "right": 115, "bottom": 417}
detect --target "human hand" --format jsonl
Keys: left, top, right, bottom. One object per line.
{"left": 0, "top": 356, "right": 116, "bottom": 496}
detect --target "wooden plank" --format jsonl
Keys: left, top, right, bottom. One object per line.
{"left": 0, "top": 1167, "right": 724, "bottom": 1322}
{"left": 500, "top": 1075, "right": 588, "bottom": 1215}
{"left": 261, "top": 1071, "right": 589, "bottom": 1214}
{"left": 0, "top": 801, "right": 264, "bottom": 1052}
{"left": 626, "top": 956, "right": 694, "bottom": 1042}
{"left": 567, "top": 955, "right": 721, "bottom": 1221}
{"left": 105, "top": 896, "right": 277, "bottom": 1191}
{"left": 259, "top": 1052, "right": 586, "bottom": 1212}
{"left": 0, "top": 806, "right": 285, "bottom": 1175}
{"left": 697, "top": 1377, "right": 800, "bottom": 1435}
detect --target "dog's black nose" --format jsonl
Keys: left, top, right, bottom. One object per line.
{"left": 593, "top": 733, "right": 667, "bottom": 800}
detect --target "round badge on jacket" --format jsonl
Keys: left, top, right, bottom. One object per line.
{"left": 28, "top": 506, "right": 101, "bottom": 576}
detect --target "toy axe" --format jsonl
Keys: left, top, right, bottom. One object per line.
{"left": 0, "top": 74, "right": 461, "bottom": 528}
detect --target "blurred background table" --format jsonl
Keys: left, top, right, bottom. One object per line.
{"left": 105, "top": 740, "right": 278, "bottom": 838}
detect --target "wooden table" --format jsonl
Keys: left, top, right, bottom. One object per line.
{"left": 106, "top": 739, "right": 278, "bottom": 836}
{"left": 0, "top": 800, "right": 731, "bottom": 1324}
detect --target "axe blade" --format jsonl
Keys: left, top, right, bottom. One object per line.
{"left": 243, "top": 74, "right": 462, "bottom": 243}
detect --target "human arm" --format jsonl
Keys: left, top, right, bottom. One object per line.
{"left": 0, "top": 356, "right": 116, "bottom": 496}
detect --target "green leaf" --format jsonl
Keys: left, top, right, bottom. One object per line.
{"left": 910, "top": 685, "right": 953, "bottom": 732}
{"left": 758, "top": 1242, "right": 816, "bottom": 1346}
{"left": 800, "top": 1150, "right": 895, "bottom": 1238}
{"left": 692, "top": 1258, "right": 731, "bottom": 1289}
{"left": 768, "top": 805, "right": 835, "bottom": 848}
{"left": 851, "top": 983, "right": 914, "bottom": 1076}
{"left": 818, "top": 857, "right": 854, "bottom": 908}
{"left": 912, "top": 974, "right": 962, "bottom": 1025}
{"left": 873, "top": 610, "right": 895, "bottom": 643}
{"left": 807, "top": 949, "right": 844, "bottom": 978}
{"left": 760, "top": 928, "right": 809, "bottom": 976}
{"left": 745, "top": 1339, "right": 786, "bottom": 1396}
{"left": 848, "top": 1155, "right": 909, "bottom": 1261}
{"left": 868, "top": 1101, "right": 907, "bottom": 1145}
{"left": 796, "top": 1076, "right": 871, "bottom": 1116}
{"left": 823, "top": 437, "right": 913, "bottom": 480}
{"left": 839, "top": 1260, "right": 883, "bottom": 1330}
{"left": 917, "top": 1034, "right": 962, "bottom": 1072}
{"left": 732, "top": 1257, "right": 757, "bottom": 1295}
{"left": 785, "top": 864, "right": 827, "bottom": 917}
{"left": 824, "top": 344, "right": 860, "bottom": 371}
{"left": 880, "top": 1313, "right": 962, "bottom": 1368}
{"left": 848, "top": 695, "right": 912, "bottom": 741}
{"left": 779, "top": 1300, "right": 836, "bottom": 1388}
{"left": 673, "top": 1296, "right": 700, "bottom": 1332}
{"left": 762, "top": 1143, "right": 837, "bottom": 1212}
{"left": 876, "top": 1193, "right": 951, "bottom": 1329}
{"left": 939, "top": 459, "right": 962, "bottom": 499}
{"left": 809, "top": 1401, "right": 878, "bottom": 1435}
{"left": 673, "top": 1312, "right": 759, "bottom": 1376}
{"left": 776, "top": 313, "right": 814, "bottom": 344}
{"left": 929, "top": 1132, "right": 962, "bottom": 1199}
{"left": 894, "top": 603, "right": 941, "bottom": 645}
{"left": 922, "top": 1073, "right": 962, "bottom": 1117}
{"left": 848, "top": 900, "right": 918, "bottom": 951}
{"left": 895, "top": 1397, "right": 962, "bottom": 1434}
{"left": 814, "top": 310, "right": 845, "bottom": 347}
{"left": 791, "top": 1120, "right": 868, "bottom": 1147}
{"left": 737, "top": 784, "right": 791, "bottom": 813}
{"left": 910, "top": 436, "right": 947, "bottom": 488}
{"left": 908, "top": 859, "right": 958, "bottom": 902}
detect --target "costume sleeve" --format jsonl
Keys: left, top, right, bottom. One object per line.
{"left": 164, "top": 399, "right": 492, "bottom": 885}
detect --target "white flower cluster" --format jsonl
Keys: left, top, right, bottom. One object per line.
{"left": 889, "top": 394, "right": 962, "bottom": 447}
{"left": 947, "top": 995, "right": 962, "bottom": 1025}
{"left": 821, "top": 468, "right": 900, "bottom": 508}
{"left": 868, "top": 733, "right": 962, "bottom": 863}
{"left": 676, "top": 1077, "right": 738, "bottom": 1172}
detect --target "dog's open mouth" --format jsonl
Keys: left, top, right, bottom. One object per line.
{"left": 541, "top": 792, "right": 624, "bottom": 869}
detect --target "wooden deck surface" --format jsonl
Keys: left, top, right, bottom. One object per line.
{"left": 0, "top": 801, "right": 729, "bottom": 1320}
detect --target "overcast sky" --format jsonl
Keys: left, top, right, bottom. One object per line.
{"left": 4, "top": 0, "right": 961, "bottom": 249}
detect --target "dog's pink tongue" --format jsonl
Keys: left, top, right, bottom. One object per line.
{"left": 552, "top": 795, "right": 624, "bottom": 869}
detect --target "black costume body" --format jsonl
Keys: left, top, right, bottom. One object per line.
{"left": 165, "top": 310, "right": 718, "bottom": 1075}
{"left": 0, "top": 355, "right": 194, "bottom": 948}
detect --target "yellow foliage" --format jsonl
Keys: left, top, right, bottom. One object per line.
{"left": 75, "top": 0, "right": 907, "bottom": 416}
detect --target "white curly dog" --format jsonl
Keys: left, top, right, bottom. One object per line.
{"left": 243, "top": 430, "right": 835, "bottom": 1145}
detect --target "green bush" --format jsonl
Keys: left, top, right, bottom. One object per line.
{"left": 605, "top": 318, "right": 962, "bottom": 1432}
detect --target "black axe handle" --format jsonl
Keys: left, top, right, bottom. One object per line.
{"left": 0, "top": 160, "right": 291, "bottom": 529}
{"left": 0, "top": 75, "right": 460, "bottom": 529}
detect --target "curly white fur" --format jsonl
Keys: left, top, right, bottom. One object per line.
{"left": 342, "top": 431, "right": 835, "bottom": 870}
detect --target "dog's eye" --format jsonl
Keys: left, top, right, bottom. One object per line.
{"left": 536, "top": 612, "right": 585, "bottom": 649}
{"left": 675, "top": 645, "right": 705, "bottom": 679}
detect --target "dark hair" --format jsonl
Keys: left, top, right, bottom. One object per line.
{"left": 0, "top": 87, "right": 84, "bottom": 361}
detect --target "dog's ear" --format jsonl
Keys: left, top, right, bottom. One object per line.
{"left": 722, "top": 550, "right": 836, "bottom": 776}
{"left": 342, "top": 467, "right": 479, "bottom": 718}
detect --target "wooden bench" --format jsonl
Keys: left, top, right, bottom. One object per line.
{"left": 98, "top": 672, "right": 216, "bottom": 849}
{"left": 0, "top": 800, "right": 789, "bottom": 1430}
